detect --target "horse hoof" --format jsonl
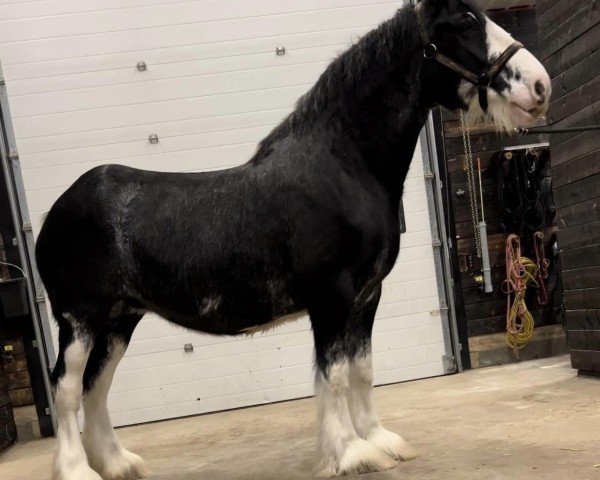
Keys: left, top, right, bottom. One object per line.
{"left": 53, "top": 462, "right": 104, "bottom": 480}
{"left": 367, "top": 428, "right": 417, "bottom": 461}
{"left": 317, "top": 438, "right": 397, "bottom": 477}
{"left": 97, "top": 449, "right": 149, "bottom": 480}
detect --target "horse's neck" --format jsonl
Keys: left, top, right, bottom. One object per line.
{"left": 343, "top": 77, "right": 429, "bottom": 195}
{"left": 337, "top": 65, "right": 429, "bottom": 199}
{"left": 325, "top": 9, "right": 429, "bottom": 197}
{"left": 257, "top": 6, "right": 431, "bottom": 198}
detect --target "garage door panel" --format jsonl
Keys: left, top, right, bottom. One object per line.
{"left": 9, "top": 44, "right": 346, "bottom": 97}
{"left": 0, "top": 0, "right": 398, "bottom": 42}
{"left": 396, "top": 244, "right": 435, "bottom": 263}
{"left": 425, "top": 342, "right": 446, "bottom": 364}
{"left": 116, "top": 312, "right": 442, "bottom": 400}
{"left": 381, "top": 279, "right": 439, "bottom": 304}
{"left": 0, "top": 4, "right": 400, "bottom": 64}
{"left": 374, "top": 362, "right": 443, "bottom": 386}
{"left": 404, "top": 209, "right": 435, "bottom": 232}
{"left": 109, "top": 381, "right": 315, "bottom": 427}
{"left": 18, "top": 109, "right": 288, "bottom": 159}
{"left": 14, "top": 85, "right": 305, "bottom": 138}
{"left": 123, "top": 332, "right": 195, "bottom": 358}
{"left": 373, "top": 314, "right": 441, "bottom": 338}
{"left": 133, "top": 323, "right": 313, "bottom": 361}
{"left": 5, "top": 27, "right": 370, "bottom": 81}
{"left": 397, "top": 230, "right": 433, "bottom": 250}
{"left": 402, "top": 192, "right": 429, "bottom": 213}
{"left": 406, "top": 155, "right": 424, "bottom": 177}
{"left": 111, "top": 343, "right": 314, "bottom": 395}
{"left": 23, "top": 141, "right": 258, "bottom": 192}
{"left": 372, "top": 324, "right": 444, "bottom": 352}
{"left": 374, "top": 345, "right": 429, "bottom": 371}
{"left": 10, "top": 61, "right": 328, "bottom": 117}
{"left": 120, "top": 328, "right": 314, "bottom": 374}
{"left": 108, "top": 363, "right": 315, "bottom": 413}
{"left": 386, "top": 258, "right": 436, "bottom": 283}
{"left": 125, "top": 317, "right": 312, "bottom": 358}
{"left": 126, "top": 315, "right": 190, "bottom": 342}
{"left": 403, "top": 176, "right": 426, "bottom": 194}
{"left": 1, "top": 0, "right": 395, "bottom": 23}
{"left": 380, "top": 297, "right": 440, "bottom": 320}
{"left": 20, "top": 124, "right": 274, "bottom": 171}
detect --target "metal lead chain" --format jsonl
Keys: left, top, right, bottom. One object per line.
{"left": 459, "top": 110, "right": 482, "bottom": 258}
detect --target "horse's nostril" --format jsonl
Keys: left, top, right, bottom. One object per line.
{"left": 535, "top": 80, "right": 546, "bottom": 104}
{"left": 535, "top": 80, "right": 545, "bottom": 95}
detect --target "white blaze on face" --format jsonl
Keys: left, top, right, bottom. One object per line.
{"left": 462, "top": 16, "right": 551, "bottom": 132}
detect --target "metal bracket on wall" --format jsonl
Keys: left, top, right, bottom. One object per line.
{"left": 443, "top": 354, "right": 458, "bottom": 374}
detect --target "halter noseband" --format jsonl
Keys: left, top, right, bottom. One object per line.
{"left": 416, "top": 3, "right": 523, "bottom": 111}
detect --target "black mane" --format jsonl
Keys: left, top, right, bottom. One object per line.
{"left": 256, "top": 4, "right": 420, "bottom": 152}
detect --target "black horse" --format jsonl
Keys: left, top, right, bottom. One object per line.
{"left": 36, "top": 1, "right": 550, "bottom": 478}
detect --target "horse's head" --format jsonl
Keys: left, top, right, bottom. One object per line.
{"left": 417, "top": 0, "right": 550, "bottom": 131}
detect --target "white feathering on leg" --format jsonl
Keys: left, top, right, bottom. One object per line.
{"left": 315, "top": 359, "right": 396, "bottom": 477}
{"left": 83, "top": 340, "right": 148, "bottom": 480}
{"left": 348, "top": 351, "right": 417, "bottom": 462}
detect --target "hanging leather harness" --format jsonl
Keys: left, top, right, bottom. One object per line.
{"left": 415, "top": 3, "right": 524, "bottom": 111}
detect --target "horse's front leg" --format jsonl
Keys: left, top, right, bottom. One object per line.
{"left": 347, "top": 286, "right": 417, "bottom": 462}
{"left": 310, "top": 290, "right": 397, "bottom": 477}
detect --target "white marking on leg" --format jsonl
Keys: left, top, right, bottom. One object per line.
{"left": 348, "top": 351, "right": 417, "bottom": 461}
{"left": 315, "top": 359, "right": 396, "bottom": 477}
{"left": 54, "top": 331, "right": 102, "bottom": 480}
{"left": 83, "top": 339, "right": 148, "bottom": 480}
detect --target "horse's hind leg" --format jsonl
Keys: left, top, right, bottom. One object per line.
{"left": 82, "top": 315, "right": 147, "bottom": 480}
{"left": 52, "top": 314, "right": 102, "bottom": 480}
{"left": 347, "top": 286, "right": 416, "bottom": 462}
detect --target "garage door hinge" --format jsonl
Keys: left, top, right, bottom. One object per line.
{"left": 8, "top": 150, "right": 19, "bottom": 161}
{"left": 443, "top": 354, "right": 457, "bottom": 374}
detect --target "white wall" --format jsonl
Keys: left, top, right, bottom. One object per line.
{"left": 0, "top": 0, "right": 447, "bottom": 426}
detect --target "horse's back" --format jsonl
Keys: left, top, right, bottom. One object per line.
{"left": 35, "top": 163, "right": 303, "bottom": 329}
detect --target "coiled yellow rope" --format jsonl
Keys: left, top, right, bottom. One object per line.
{"left": 504, "top": 235, "right": 540, "bottom": 352}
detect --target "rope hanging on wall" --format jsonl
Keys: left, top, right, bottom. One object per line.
{"left": 503, "top": 233, "right": 548, "bottom": 353}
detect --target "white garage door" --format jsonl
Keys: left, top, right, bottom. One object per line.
{"left": 0, "top": 0, "right": 448, "bottom": 427}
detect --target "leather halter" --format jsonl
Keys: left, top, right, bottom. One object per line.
{"left": 415, "top": 3, "right": 523, "bottom": 111}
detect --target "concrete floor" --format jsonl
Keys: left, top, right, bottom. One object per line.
{"left": 1, "top": 355, "right": 599, "bottom": 480}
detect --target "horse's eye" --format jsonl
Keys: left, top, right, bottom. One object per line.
{"left": 458, "top": 12, "right": 478, "bottom": 32}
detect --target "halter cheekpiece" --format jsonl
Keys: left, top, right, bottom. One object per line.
{"left": 415, "top": 3, "right": 523, "bottom": 111}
